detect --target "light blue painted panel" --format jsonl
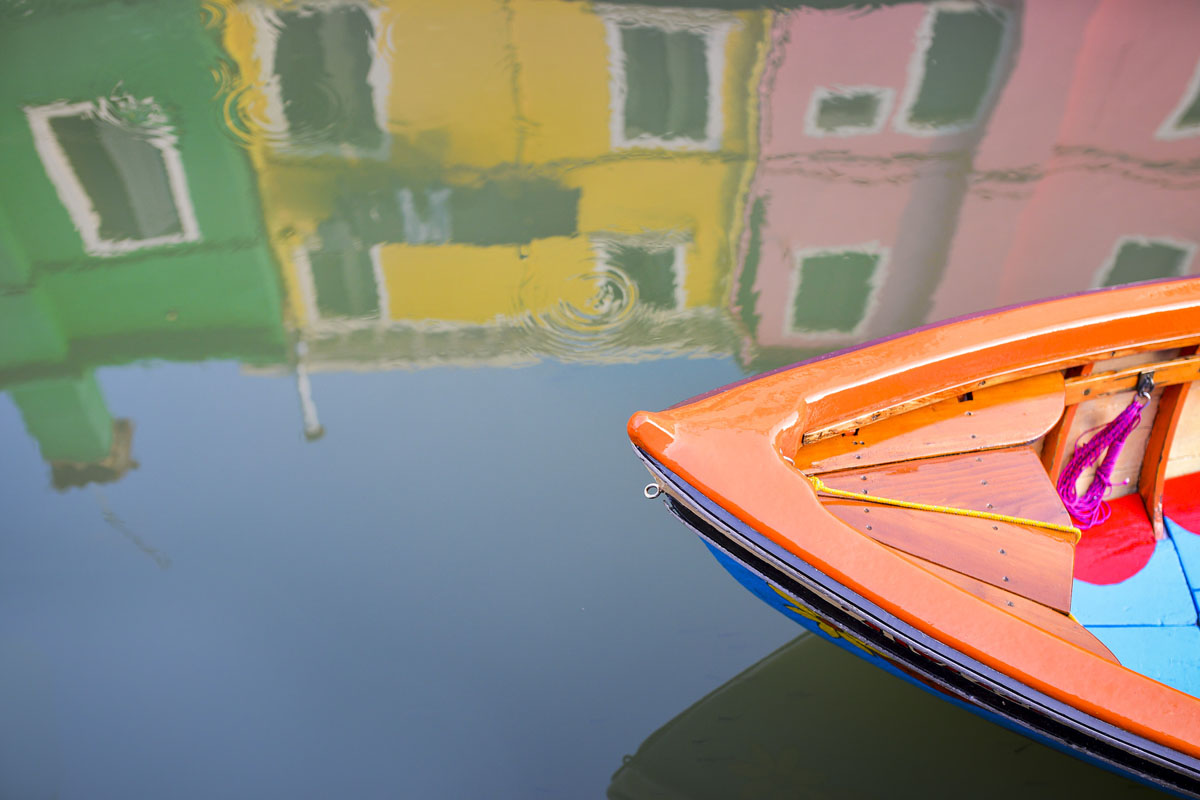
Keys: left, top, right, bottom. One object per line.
{"left": 1088, "top": 625, "right": 1200, "bottom": 699}
{"left": 1072, "top": 537, "right": 1197, "bottom": 626}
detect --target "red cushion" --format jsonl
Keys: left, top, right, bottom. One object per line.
{"left": 1073, "top": 493, "right": 1156, "bottom": 585}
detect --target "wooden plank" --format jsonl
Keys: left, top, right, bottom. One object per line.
{"left": 1041, "top": 363, "right": 1095, "bottom": 482}
{"left": 1064, "top": 353, "right": 1200, "bottom": 405}
{"left": 817, "top": 448, "right": 1076, "bottom": 612}
{"left": 793, "top": 373, "right": 1065, "bottom": 472}
{"left": 888, "top": 548, "right": 1119, "bottom": 664}
{"left": 1139, "top": 347, "right": 1197, "bottom": 540}
{"left": 801, "top": 336, "right": 1200, "bottom": 444}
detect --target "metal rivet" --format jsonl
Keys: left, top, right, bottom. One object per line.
{"left": 993, "top": 526, "right": 999, "bottom": 531}
{"left": 986, "top": 503, "right": 993, "bottom": 509}
{"left": 965, "top": 411, "right": 973, "bottom": 416}
{"left": 981, "top": 480, "right": 988, "bottom": 485}
{"left": 866, "top": 525, "right": 873, "bottom": 531}
{"left": 976, "top": 457, "right": 982, "bottom": 462}
{"left": 1006, "top": 601, "right": 1014, "bottom": 607}
{"left": 860, "top": 475, "right": 868, "bottom": 481}
{"left": 970, "top": 434, "right": 977, "bottom": 439}
{"left": 855, "top": 454, "right": 862, "bottom": 459}
{"left": 999, "top": 548, "right": 1006, "bottom": 554}
{"left": 863, "top": 508, "right": 870, "bottom": 513}
{"left": 1003, "top": 576, "right": 1010, "bottom": 582}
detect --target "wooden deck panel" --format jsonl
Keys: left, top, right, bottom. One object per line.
{"left": 889, "top": 547, "right": 1118, "bottom": 664}
{"left": 793, "top": 373, "right": 1065, "bottom": 473}
{"left": 1064, "top": 352, "right": 1200, "bottom": 405}
{"left": 818, "top": 448, "right": 1076, "bottom": 612}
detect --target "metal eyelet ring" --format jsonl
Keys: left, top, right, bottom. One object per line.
{"left": 643, "top": 483, "right": 662, "bottom": 499}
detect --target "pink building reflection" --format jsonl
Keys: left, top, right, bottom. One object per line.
{"left": 737, "top": 0, "right": 1200, "bottom": 367}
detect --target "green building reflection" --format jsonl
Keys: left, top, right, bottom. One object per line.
{"left": 0, "top": 2, "right": 287, "bottom": 487}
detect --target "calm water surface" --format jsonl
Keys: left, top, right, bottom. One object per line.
{"left": 2, "top": 2, "right": 1198, "bottom": 797}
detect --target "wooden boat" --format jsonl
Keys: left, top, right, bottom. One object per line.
{"left": 629, "top": 277, "right": 1200, "bottom": 797}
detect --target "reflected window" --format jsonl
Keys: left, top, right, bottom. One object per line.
{"left": 298, "top": 228, "right": 387, "bottom": 325}
{"left": 595, "top": 236, "right": 687, "bottom": 311}
{"left": 25, "top": 97, "right": 199, "bottom": 256}
{"left": 807, "top": 87, "right": 894, "bottom": 137}
{"left": 310, "top": 249, "right": 379, "bottom": 319}
{"left": 602, "top": 7, "right": 732, "bottom": 151}
{"left": 1158, "top": 58, "right": 1200, "bottom": 140}
{"left": 898, "top": 6, "right": 1009, "bottom": 135}
{"left": 254, "top": 4, "right": 387, "bottom": 156}
{"left": 1099, "top": 237, "right": 1195, "bottom": 288}
{"left": 788, "top": 247, "right": 885, "bottom": 335}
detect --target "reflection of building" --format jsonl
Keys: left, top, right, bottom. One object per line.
{"left": 734, "top": 2, "right": 1019, "bottom": 369}
{"left": 217, "top": 0, "right": 769, "bottom": 375}
{"left": 0, "top": 2, "right": 287, "bottom": 486}
{"left": 941, "top": 0, "right": 1200, "bottom": 313}
{"left": 735, "top": 1, "right": 1200, "bottom": 371}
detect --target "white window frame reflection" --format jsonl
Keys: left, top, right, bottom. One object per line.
{"left": 592, "top": 233, "right": 688, "bottom": 312}
{"left": 1093, "top": 235, "right": 1197, "bottom": 289}
{"left": 1157, "top": 57, "right": 1200, "bottom": 140}
{"left": 805, "top": 86, "right": 895, "bottom": 138}
{"left": 25, "top": 99, "right": 200, "bottom": 257}
{"left": 785, "top": 243, "right": 889, "bottom": 341}
{"left": 599, "top": 5, "right": 733, "bottom": 152}
{"left": 249, "top": 2, "right": 391, "bottom": 159}
{"left": 294, "top": 243, "right": 391, "bottom": 331}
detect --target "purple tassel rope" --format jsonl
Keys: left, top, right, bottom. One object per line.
{"left": 1056, "top": 392, "right": 1148, "bottom": 528}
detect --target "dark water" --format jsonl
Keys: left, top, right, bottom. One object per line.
{"left": 1, "top": 2, "right": 1197, "bottom": 797}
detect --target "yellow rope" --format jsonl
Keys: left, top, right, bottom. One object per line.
{"left": 806, "top": 474, "right": 1081, "bottom": 543}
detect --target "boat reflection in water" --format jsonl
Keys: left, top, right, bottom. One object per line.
{"left": 610, "top": 632, "right": 1162, "bottom": 799}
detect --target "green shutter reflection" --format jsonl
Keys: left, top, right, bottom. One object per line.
{"left": 816, "top": 92, "right": 881, "bottom": 133}
{"left": 1103, "top": 240, "right": 1188, "bottom": 287}
{"left": 450, "top": 179, "right": 579, "bottom": 246}
{"left": 791, "top": 251, "right": 878, "bottom": 333}
{"left": 622, "top": 26, "right": 708, "bottom": 141}
{"left": 608, "top": 245, "right": 679, "bottom": 310}
{"left": 907, "top": 8, "right": 1005, "bottom": 129}
{"left": 310, "top": 219, "right": 380, "bottom": 319}
{"left": 310, "top": 249, "right": 380, "bottom": 319}
{"left": 275, "top": 6, "right": 382, "bottom": 151}
{"left": 48, "top": 115, "right": 181, "bottom": 241}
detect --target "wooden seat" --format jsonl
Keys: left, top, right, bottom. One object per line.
{"left": 815, "top": 447, "right": 1076, "bottom": 612}
{"left": 793, "top": 373, "right": 1065, "bottom": 473}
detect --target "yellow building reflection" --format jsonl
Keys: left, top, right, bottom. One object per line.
{"left": 217, "top": 0, "right": 768, "bottom": 369}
